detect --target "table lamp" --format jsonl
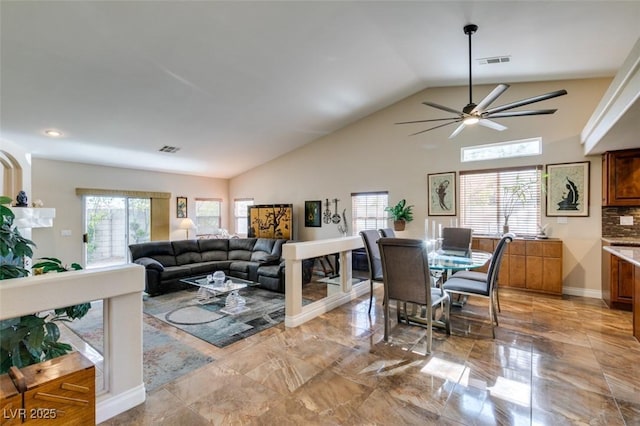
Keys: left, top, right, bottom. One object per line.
{"left": 179, "top": 218, "right": 196, "bottom": 239}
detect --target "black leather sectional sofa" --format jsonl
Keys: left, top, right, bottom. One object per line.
{"left": 129, "top": 238, "right": 288, "bottom": 295}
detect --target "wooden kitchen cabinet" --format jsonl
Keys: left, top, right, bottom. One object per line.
{"left": 634, "top": 265, "right": 640, "bottom": 341}
{"left": 602, "top": 244, "right": 633, "bottom": 311}
{"left": 602, "top": 148, "right": 640, "bottom": 206}
{"left": 472, "top": 237, "right": 563, "bottom": 295}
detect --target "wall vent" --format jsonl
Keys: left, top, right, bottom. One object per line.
{"left": 158, "top": 145, "right": 181, "bottom": 153}
{"left": 477, "top": 56, "right": 511, "bottom": 65}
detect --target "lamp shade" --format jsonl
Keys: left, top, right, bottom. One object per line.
{"left": 179, "top": 218, "right": 196, "bottom": 230}
{"left": 178, "top": 218, "right": 196, "bottom": 239}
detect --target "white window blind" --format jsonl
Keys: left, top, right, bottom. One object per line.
{"left": 459, "top": 166, "right": 541, "bottom": 236}
{"left": 234, "top": 198, "right": 253, "bottom": 236}
{"left": 195, "top": 198, "right": 222, "bottom": 235}
{"left": 351, "top": 191, "right": 388, "bottom": 236}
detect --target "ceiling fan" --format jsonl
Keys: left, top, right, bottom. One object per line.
{"left": 396, "top": 24, "right": 568, "bottom": 138}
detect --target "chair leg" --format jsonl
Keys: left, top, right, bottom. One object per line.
{"left": 423, "top": 304, "right": 432, "bottom": 354}
{"left": 495, "top": 285, "right": 501, "bottom": 312}
{"left": 368, "top": 280, "right": 373, "bottom": 313}
{"left": 489, "top": 295, "right": 496, "bottom": 339}
{"left": 384, "top": 299, "right": 390, "bottom": 342}
{"left": 444, "top": 297, "right": 451, "bottom": 336}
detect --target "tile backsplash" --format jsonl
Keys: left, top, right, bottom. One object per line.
{"left": 602, "top": 207, "right": 640, "bottom": 237}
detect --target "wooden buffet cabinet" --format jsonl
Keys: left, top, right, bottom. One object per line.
{"left": 602, "top": 148, "right": 640, "bottom": 206}
{"left": 601, "top": 243, "right": 634, "bottom": 311}
{"left": 472, "top": 236, "right": 563, "bottom": 295}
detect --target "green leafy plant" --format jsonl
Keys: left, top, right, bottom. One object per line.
{"left": 385, "top": 199, "right": 414, "bottom": 222}
{"left": 0, "top": 196, "right": 91, "bottom": 373}
{"left": 0, "top": 196, "right": 35, "bottom": 279}
{"left": 502, "top": 176, "right": 539, "bottom": 229}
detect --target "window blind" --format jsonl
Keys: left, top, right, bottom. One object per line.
{"left": 351, "top": 191, "right": 388, "bottom": 236}
{"left": 459, "top": 166, "right": 541, "bottom": 236}
{"left": 195, "top": 198, "right": 222, "bottom": 235}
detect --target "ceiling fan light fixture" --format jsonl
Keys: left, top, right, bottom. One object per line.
{"left": 395, "top": 23, "right": 567, "bottom": 138}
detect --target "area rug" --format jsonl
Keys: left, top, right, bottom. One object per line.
{"left": 64, "top": 301, "right": 214, "bottom": 392}
{"left": 142, "top": 287, "right": 288, "bottom": 348}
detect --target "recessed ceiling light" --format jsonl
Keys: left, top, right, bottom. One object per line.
{"left": 44, "top": 130, "right": 62, "bottom": 137}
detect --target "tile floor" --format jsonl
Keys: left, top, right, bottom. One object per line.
{"left": 100, "top": 286, "right": 640, "bottom": 425}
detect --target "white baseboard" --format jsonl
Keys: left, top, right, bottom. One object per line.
{"left": 562, "top": 286, "right": 602, "bottom": 299}
{"left": 96, "top": 384, "right": 146, "bottom": 424}
{"left": 285, "top": 281, "right": 370, "bottom": 327}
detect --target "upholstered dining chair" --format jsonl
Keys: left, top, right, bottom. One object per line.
{"left": 379, "top": 228, "right": 396, "bottom": 237}
{"left": 442, "top": 233, "right": 514, "bottom": 338}
{"left": 360, "top": 230, "right": 384, "bottom": 313}
{"left": 440, "top": 227, "right": 473, "bottom": 256}
{"left": 377, "top": 237, "right": 450, "bottom": 353}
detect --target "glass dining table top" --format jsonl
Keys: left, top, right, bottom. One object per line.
{"left": 427, "top": 249, "right": 492, "bottom": 271}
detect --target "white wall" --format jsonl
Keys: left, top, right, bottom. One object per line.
{"left": 31, "top": 159, "right": 228, "bottom": 264}
{"left": 230, "top": 78, "right": 612, "bottom": 296}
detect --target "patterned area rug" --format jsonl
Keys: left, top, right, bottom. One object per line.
{"left": 64, "top": 301, "right": 214, "bottom": 392}
{"left": 143, "top": 287, "right": 287, "bottom": 348}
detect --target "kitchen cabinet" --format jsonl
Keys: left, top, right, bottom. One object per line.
{"left": 635, "top": 265, "right": 640, "bottom": 341}
{"left": 602, "top": 148, "right": 640, "bottom": 206}
{"left": 471, "top": 237, "right": 563, "bottom": 295}
{"left": 602, "top": 243, "right": 633, "bottom": 311}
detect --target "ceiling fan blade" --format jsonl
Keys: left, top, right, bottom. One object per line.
{"left": 484, "top": 89, "right": 568, "bottom": 115}
{"left": 422, "top": 101, "right": 464, "bottom": 116}
{"left": 449, "top": 122, "right": 466, "bottom": 139}
{"left": 396, "top": 117, "right": 460, "bottom": 125}
{"left": 478, "top": 119, "right": 507, "bottom": 131}
{"left": 409, "top": 120, "right": 461, "bottom": 136}
{"left": 486, "top": 109, "right": 558, "bottom": 118}
{"left": 470, "top": 84, "right": 510, "bottom": 114}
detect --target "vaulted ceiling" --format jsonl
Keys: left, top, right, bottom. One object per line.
{"left": 2, "top": 1, "right": 639, "bottom": 178}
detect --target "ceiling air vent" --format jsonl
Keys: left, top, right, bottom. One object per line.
{"left": 477, "top": 56, "right": 511, "bottom": 65}
{"left": 158, "top": 145, "right": 181, "bottom": 153}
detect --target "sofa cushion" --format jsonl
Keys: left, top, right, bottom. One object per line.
{"left": 257, "top": 264, "right": 280, "bottom": 278}
{"left": 190, "top": 260, "right": 232, "bottom": 276}
{"left": 229, "top": 260, "right": 252, "bottom": 273}
{"left": 129, "top": 241, "right": 176, "bottom": 267}
{"left": 173, "top": 240, "right": 202, "bottom": 265}
{"left": 161, "top": 265, "right": 194, "bottom": 281}
{"left": 198, "top": 239, "right": 229, "bottom": 261}
{"left": 228, "top": 238, "right": 256, "bottom": 260}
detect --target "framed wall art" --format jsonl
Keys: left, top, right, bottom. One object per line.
{"left": 428, "top": 171, "right": 456, "bottom": 216}
{"left": 546, "top": 161, "right": 590, "bottom": 217}
{"left": 176, "top": 196, "right": 187, "bottom": 218}
{"left": 304, "top": 200, "right": 322, "bottom": 227}
{"left": 248, "top": 204, "right": 293, "bottom": 239}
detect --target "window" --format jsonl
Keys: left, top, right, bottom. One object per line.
{"left": 234, "top": 198, "right": 254, "bottom": 236}
{"left": 194, "top": 198, "right": 222, "bottom": 236}
{"left": 461, "top": 137, "right": 541, "bottom": 162}
{"left": 459, "top": 166, "right": 541, "bottom": 236}
{"left": 351, "top": 191, "right": 389, "bottom": 236}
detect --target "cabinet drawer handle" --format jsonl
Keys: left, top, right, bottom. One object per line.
{"left": 34, "top": 392, "right": 88, "bottom": 406}
{"left": 61, "top": 382, "right": 90, "bottom": 393}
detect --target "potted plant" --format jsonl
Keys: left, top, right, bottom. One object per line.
{"left": 0, "top": 196, "right": 90, "bottom": 373}
{"left": 501, "top": 176, "right": 538, "bottom": 234}
{"left": 385, "top": 199, "right": 414, "bottom": 231}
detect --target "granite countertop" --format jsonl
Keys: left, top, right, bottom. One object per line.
{"left": 603, "top": 246, "right": 640, "bottom": 267}
{"left": 601, "top": 237, "right": 640, "bottom": 247}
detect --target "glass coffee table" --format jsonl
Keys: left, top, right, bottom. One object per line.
{"left": 180, "top": 274, "right": 259, "bottom": 314}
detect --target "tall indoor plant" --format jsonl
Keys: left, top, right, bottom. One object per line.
{"left": 0, "top": 196, "right": 90, "bottom": 373}
{"left": 385, "top": 199, "right": 414, "bottom": 231}
{"left": 501, "top": 176, "right": 538, "bottom": 234}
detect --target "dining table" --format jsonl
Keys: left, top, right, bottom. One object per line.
{"left": 428, "top": 248, "right": 493, "bottom": 282}
{"left": 401, "top": 248, "right": 493, "bottom": 330}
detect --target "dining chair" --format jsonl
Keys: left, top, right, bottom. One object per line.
{"left": 360, "top": 230, "right": 384, "bottom": 313}
{"left": 379, "top": 228, "right": 396, "bottom": 237}
{"left": 442, "top": 233, "right": 514, "bottom": 338}
{"left": 377, "top": 237, "right": 450, "bottom": 354}
{"left": 440, "top": 227, "right": 473, "bottom": 256}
